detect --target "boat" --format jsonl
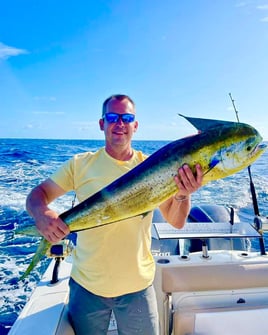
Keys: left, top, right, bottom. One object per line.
{"left": 8, "top": 203, "right": 268, "bottom": 335}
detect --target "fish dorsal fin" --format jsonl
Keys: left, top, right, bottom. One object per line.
{"left": 179, "top": 114, "right": 238, "bottom": 132}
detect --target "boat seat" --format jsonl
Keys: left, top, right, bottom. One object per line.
{"left": 161, "top": 262, "right": 268, "bottom": 293}
{"left": 173, "top": 304, "right": 268, "bottom": 335}
{"left": 153, "top": 253, "right": 268, "bottom": 335}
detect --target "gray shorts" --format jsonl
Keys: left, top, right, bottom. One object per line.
{"left": 68, "top": 278, "right": 159, "bottom": 335}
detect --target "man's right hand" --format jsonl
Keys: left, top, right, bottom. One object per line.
{"left": 26, "top": 178, "right": 71, "bottom": 243}
{"left": 35, "top": 208, "right": 70, "bottom": 243}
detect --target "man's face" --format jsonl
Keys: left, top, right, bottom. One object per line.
{"left": 99, "top": 98, "right": 138, "bottom": 147}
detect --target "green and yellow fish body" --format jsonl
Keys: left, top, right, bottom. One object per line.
{"left": 18, "top": 116, "right": 267, "bottom": 279}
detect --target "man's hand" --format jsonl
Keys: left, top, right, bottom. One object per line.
{"left": 159, "top": 164, "right": 203, "bottom": 229}
{"left": 26, "top": 179, "right": 70, "bottom": 243}
{"left": 174, "top": 163, "right": 203, "bottom": 197}
{"left": 35, "top": 208, "right": 70, "bottom": 243}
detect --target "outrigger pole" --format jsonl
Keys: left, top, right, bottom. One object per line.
{"left": 229, "top": 93, "right": 266, "bottom": 255}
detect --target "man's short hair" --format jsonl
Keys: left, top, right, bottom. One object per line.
{"left": 102, "top": 94, "right": 135, "bottom": 117}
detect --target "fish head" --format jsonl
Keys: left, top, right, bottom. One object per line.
{"left": 201, "top": 122, "right": 267, "bottom": 182}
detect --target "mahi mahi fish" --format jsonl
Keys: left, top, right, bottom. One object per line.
{"left": 17, "top": 115, "right": 267, "bottom": 279}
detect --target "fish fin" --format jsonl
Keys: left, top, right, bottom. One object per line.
{"left": 141, "top": 211, "right": 151, "bottom": 218}
{"left": 111, "top": 213, "right": 150, "bottom": 225}
{"left": 178, "top": 114, "right": 238, "bottom": 132}
{"left": 16, "top": 225, "right": 41, "bottom": 237}
{"left": 19, "top": 237, "right": 51, "bottom": 281}
{"left": 203, "top": 158, "right": 220, "bottom": 176}
{"left": 103, "top": 212, "right": 152, "bottom": 225}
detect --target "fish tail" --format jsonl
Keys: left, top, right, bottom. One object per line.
{"left": 19, "top": 237, "right": 51, "bottom": 281}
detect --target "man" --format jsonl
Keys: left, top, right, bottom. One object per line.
{"left": 26, "top": 94, "right": 203, "bottom": 335}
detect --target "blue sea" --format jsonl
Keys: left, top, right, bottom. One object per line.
{"left": 1, "top": 138, "right": 268, "bottom": 335}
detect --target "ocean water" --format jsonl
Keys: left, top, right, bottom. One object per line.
{"left": 0, "top": 138, "right": 268, "bottom": 334}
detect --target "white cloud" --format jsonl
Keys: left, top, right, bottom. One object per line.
{"left": 33, "top": 96, "right": 57, "bottom": 101}
{"left": 235, "top": 2, "right": 248, "bottom": 8}
{"left": 24, "top": 124, "right": 33, "bottom": 129}
{"left": 260, "top": 16, "right": 268, "bottom": 22}
{"left": 73, "top": 121, "right": 98, "bottom": 130}
{"left": 257, "top": 5, "right": 268, "bottom": 10}
{"left": 32, "top": 110, "right": 65, "bottom": 115}
{"left": 0, "top": 42, "right": 28, "bottom": 60}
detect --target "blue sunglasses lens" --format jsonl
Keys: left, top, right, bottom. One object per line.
{"left": 104, "top": 113, "right": 135, "bottom": 123}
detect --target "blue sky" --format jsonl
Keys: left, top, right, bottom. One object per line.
{"left": 1, "top": 0, "right": 268, "bottom": 140}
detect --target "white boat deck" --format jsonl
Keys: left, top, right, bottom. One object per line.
{"left": 9, "top": 249, "right": 268, "bottom": 335}
{"left": 8, "top": 255, "right": 118, "bottom": 335}
{"left": 8, "top": 215, "right": 268, "bottom": 335}
{"left": 8, "top": 257, "right": 73, "bottom": 335}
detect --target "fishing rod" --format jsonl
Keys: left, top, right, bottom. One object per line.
{"left": 229, "top": 93, "right": 266, "bottom": 255}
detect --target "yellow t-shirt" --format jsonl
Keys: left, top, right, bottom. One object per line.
{"left": 50, "top": 147, "right": 155, "bottom": 297}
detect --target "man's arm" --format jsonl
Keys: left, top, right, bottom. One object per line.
{"left": 26, "top": 178, "right": 70, "bottom": 243}
{"left": 159, "top": 164, "right": 203, "bottom": 229}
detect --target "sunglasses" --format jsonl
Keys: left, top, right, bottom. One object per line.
{"left": 103, "top": 113, "right": 135, "bottom": 124}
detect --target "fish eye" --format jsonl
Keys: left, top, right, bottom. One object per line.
{"left": 246, "top": 146, "right": 252, "bottom": 151}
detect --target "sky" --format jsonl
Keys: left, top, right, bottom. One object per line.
{"left": 1, "top": 0, "right": 268, "bottom": 140}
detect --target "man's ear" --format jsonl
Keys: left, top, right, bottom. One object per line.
{"left": 133, "top": 120, "right": 138, "bottom": 132}
{"left": 99, "top": 119, "right": 104, "bottom": 131}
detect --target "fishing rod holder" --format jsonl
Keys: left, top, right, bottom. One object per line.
{"left": 46, "top": 239, "right": 74, "bottom": 285}
{"left": 254, "top": 216, "right": 268, "bottom": 255}
{"left": 201, "top": 239, "right": 210, "bottom": 259}
{"left": 254, "top": 215, "right": 268, "bottom": 232}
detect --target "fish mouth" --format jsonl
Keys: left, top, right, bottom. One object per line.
{"left": 252, "top": 143, "right": 267, "bottom": 155}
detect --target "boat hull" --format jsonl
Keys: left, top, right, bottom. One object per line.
{"left": 9, "top": 205, "right": 268, "bottom": 335}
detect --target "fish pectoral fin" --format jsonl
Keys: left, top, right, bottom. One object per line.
{"left": 203, "top": 158, "right": 220, "bottom": 176}
{"left": 19, "top": 237, "right": 51, "bottom": 281}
